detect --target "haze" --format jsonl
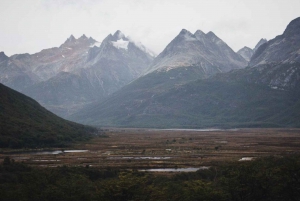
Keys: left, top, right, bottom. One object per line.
{"left": 0, "top": 0, "right": 299, "bottom": 56}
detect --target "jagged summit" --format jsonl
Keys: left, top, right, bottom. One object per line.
{"left": 0, "top": 51, "right": 8, "bottom": 62}
{"left": 79, "top": 34, "right": 88, "bottom": 40}
{"left": 179, "top": 29, "right": 193, "bottom": 36}
{"left": 206, "top": 31, "right": 221, "bottom": 43}
{"left": 0, "top": 31, "right": 154, "bottom": 119}
{"left": 113, "top": 30, "right": 126, "bottom": 40}
{"left": 237, "top": 46, "right": 254, "bottom": 62}
{"left": 147, "top": 27, "right": 247, "bottom": 74}
{"left": 176, "top": 29, "right": 197, "bottom": 42}
{"left": 60, "top": 35, "right": 77, "bottom": 47}
{"left": 253, "top": 38, "right": 267, "bottom": 53}
{"left": 194, "top": 30, "right": 206, "bottom": 39}
{"left": 179, "top": 29, "right": 189, "bottom": 34}
{"left": 61, "top": 34, "right": 96, "bottom": 48}
{"left": 88, "top": 36, "right": 97, "bottom": 44}
{"left": 67, "top": 35, "right": 76, "bottom": 42}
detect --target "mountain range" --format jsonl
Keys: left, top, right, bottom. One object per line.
{"left": 1, "top": 17, "right": 300, "bottom": 129}
{"left": 0, "top": 31, "right": 154, "bottom": 117}
{"left": 69, "top": 17, "right": 300, "bottom": 128}
{"left": 147, "top": 29, "right": 247, "bottom": 75}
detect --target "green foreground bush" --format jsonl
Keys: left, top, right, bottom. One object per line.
{"left": 0, "top": 155, "right": 299, "bottom": 201}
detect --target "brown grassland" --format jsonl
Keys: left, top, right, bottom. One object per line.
{"left": 1, "top": 128, "right": 300, "bottom": 171}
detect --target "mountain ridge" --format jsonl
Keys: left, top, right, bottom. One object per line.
{"left": 0, "top": 83, "right": 96, "bottom": 148}
{"left": 69, "top": 17, "right": 300, "bottom": 128}
{"left": 0, "top": 31, "right": 155, "bottom": 117}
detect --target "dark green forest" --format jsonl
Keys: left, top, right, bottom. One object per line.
{"left": 1, "top": 155, "right": 299, "bottom": 201}
{"left": 0, "top": 83, "right": 96, "bottom": 148}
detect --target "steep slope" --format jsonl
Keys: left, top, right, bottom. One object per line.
{"left": 235, "top": 17, "right": 300, "bottom": 90}
{"left": 24, "top": 31, "right": 154, "bottom": 117}
{"left": 250, "top": 18, "right": 300, "bottom": 66}
{"left": 237, "top": 46, "right": 254, "bottom": 61}
{"left": 0, "top": 83, "right": 96, "bottom": 148}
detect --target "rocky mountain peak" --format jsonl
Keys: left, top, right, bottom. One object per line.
{"left": 206, "top": 31, "right": 221, "bottom": 43}
{"left": 283, "top": 17, "right": 300, "bottom": 37}
{"left": 61, "top": 34, "right": 97, "bottom": 48}
{"left": 88, "top": 37, "right": 97, "bottom": 44}
{"left": 177, "top": 29, "right": 196, "bottom": 41}
{"left": 237, "top": 46, "right": 254, "bottom": 61}
{"left": 253, "top": 38, "right": 267, "bottom": 53}
{"left": 0, "top": 51, "right": 8, "bottom": 62}
{"left": 179, "top": 29, "right": 189, "bottom": 34}
{"left": 194, "top": 30, "right": 206, "bottom": 39}
{"left": 179, "top": 29, "right": 192, "bottom": 36}
{"left": 67, "top": 35, "right": 76, "bottom": 42}
{"left": 79, "top": 34, "right": 88, "bottom": 40}
{"left": 147, "top": 27, "right": 247, "bottom": 74}
{"left": 113, "top": 30, "right": 126, "bottom": 41}
{"left": 249, "top": 17, "right": 300, "bottom": 67}
{"left": 60, "top": 35, "right": 77, "bottom": 47}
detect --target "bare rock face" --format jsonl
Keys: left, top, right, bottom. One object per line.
{"left": 237, "top": 46, "right": 254, "bottom": 62}
{"left": 250, "top": 17, "right": 300, "bottom": 66}
{"left": 0, "top": 31, "right": 154, "bottom": 117}
{"left": 0, "top": 35, "right": 96, "bottom": 90}
{"left": 244, "top": 17, "right": 300, "bottom": 91}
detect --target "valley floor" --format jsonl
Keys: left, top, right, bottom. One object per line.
{"left": 1, "top": 128, "right": 300, "bottom": 170}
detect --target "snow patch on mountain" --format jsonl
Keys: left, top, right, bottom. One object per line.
{"left": 90, "top": 42, "right": 101, "bottom": 48}
{"left": 112, "top": 39, "right": 129, "bottom": 50}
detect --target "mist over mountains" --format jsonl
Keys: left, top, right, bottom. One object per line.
{"left": 0, "top": 31, "right": 154, "bottom": 117}
{"left": 1, "top": 17, "right": 300, "bottom": 128}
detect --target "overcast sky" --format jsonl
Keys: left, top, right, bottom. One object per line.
{"left": 0, "top": 0, "right": 299, "bottom": 56}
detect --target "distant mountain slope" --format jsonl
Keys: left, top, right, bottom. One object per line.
{"left": 0, "top": 83, "right": 96, "bottom": 148}
{"left": 69, "top": 78, "right": 299, "bottom": 128}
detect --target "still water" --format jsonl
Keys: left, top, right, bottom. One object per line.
{"left": 5, "top": 150, "right": 88, "bottom": 155}
{"left": 140, "top": 167, "right": 209, "bottom": 172}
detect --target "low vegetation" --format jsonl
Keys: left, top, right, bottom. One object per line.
{"left": 71, "top": 76, "right": 300, "bottom": 128}
{"left": 0, "top": 155, "right": 299, "bottom": 201}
